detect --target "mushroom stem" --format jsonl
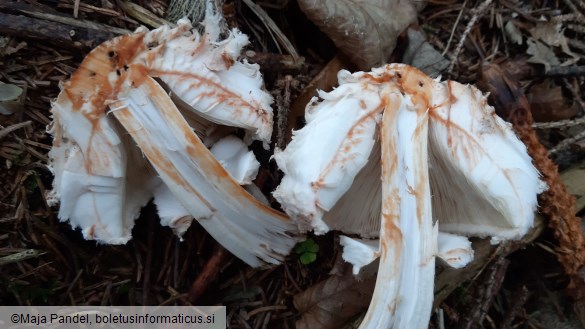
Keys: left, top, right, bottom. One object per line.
{"left": 110, "top": 76, "right": 298, "bottom": 267}
{"left": 360, "top": 81, "right": 437, "bottom": 329}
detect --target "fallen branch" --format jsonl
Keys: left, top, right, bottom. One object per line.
{"left": 0, "top": 12, "right": 119, "bottom": 51}
{"left": 188, "top": 244, "right": 230, "bottom": 303}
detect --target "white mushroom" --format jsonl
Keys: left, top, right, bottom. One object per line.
{"left": 110, "top": 76, "right": 295, "bottom": 266}
{"left": 273, "top": 64, "right": 545, "bottom": 328}
{"left": 47, "top": 1, "right": 298, "bottom": 266}
{"left": 428, "top": 81, "right": 547, "bottom": 242}
{"left": 273, "top": 70, "right": 381, "bottom": 234}
{"left": 210, "top": 135, "right": 260, "bottom": 185}
{"left": 437, "top": 232, "right": 474, "bottom": 269}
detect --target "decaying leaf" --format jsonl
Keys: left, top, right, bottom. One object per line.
{"left": 530, "top": 20, "right": 579, "bottom": 64}
{"left": 297, "top": 0, "right": 422, "bottom": 70}
{"left": 402, "top": 28, "right": 449, "bottom": 77}
{"left": 504, "top": 21, "right": 523, "bottom": 45}
{"left": 527, "top": 20, "right": 580, "bottom": 70}
{"left": 528, "top": 80, "right": 578, "bottom": 122}
{"left": 526, "top": 38, "right": 560, "bottom": 71}
{"left": 294, "top": 267, "right": 376, "bottom": 329}
{"left": 48, "top": 1, "right": 298, "bottom": 266}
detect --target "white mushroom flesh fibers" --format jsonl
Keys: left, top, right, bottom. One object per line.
{"left": 428, "top": 81, "right": 546, "bottom": 242}
{"left": 272, "top": 70, "right": 382, "bottom": 234}
{"left": 437, "top": 232, "right": 474, "bottom": 269}
{"left": 274, "top": 63, "right": 545, "bottom": 329}
{"left": 48, "top": 3, "right": 298, "bottom": 266}
{"left": 359, "top": 65, "right": 437, "bottom": 329}
{"left": 210, "top": 135, "right": 260, "bottom": 185}
{"left": 339, "top": 236, "right": 380, "bottom": 275}
{"left": 110, "top": 76, "right": 297, "bottom": 266}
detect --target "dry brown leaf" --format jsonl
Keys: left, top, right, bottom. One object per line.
{"left": 528, "top": 81, "right": 578, "bottom": 122}
{"left": 504, "top": 21, "right": 523, "bottom": 45}
{"left": 526, "top": 38, "right": 560, "bottom": 71}
{"left": 294, "top": 267, "right": 375, "bottom": 329}
{"left": 529, "top": 21, "right": 580, "bottom": 66}
{"left": 297, "top": 0, "right": 421, "bottom": 70}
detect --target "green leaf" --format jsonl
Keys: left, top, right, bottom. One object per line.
{"left": 294, "top": 238, "right": 319, "bottom": 254}
{"left": 300, "top": 252, "right": 317, "bottom": 265}
{"left": 307, "top": 242, "right": 319, "bottom": 253}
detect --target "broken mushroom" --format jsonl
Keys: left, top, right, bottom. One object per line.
{"left": 274, "top": 64, "right": 545, "bottom": 328}
{"left": 48, "top": 2, "right": 298, "bottom": 267}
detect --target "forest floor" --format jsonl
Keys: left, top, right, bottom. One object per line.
{"left": 0, "top": 0, "right": 584, "bottom": 328}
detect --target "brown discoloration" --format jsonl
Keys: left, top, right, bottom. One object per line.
{"left": 364, "top": 65, "right": 434, "bottom": 111}
{"left": 380, "top": 211, "right": 402, "bottom": 261}
{"left": 313, "top": 99, "right": 384, "bottom": 190}
{"left": 406, "top": 184, "right": 416, "bottom": 195}
{"left": 359, "top": 99, "right": 367, "bottom": 109}
{"left": 380, "top": 91, "right": 404, "bottom": 263}
{"left": 87, "top": 225, "right": 96, "bottom": 239}
{"left": 151, "top": 69, "right": 271, "bottom": 126}
{"left": 395, "top": 66, "right": 432, "bottom": 111}
{"left": 415, "top": 173, "right": 429, "bottom": 226}
{"left": 64, "top": 33, "right": 147, "bottom": 114}
{"left": 57, "top": 33, "right": 150, "bottom": 175}
{"left": 379, "top": 93, "right": 400, "bottom": 179}
{"left": 221, "top": 52, "right": 235, "bottom": 69}
{"left": 135, "top": 77, "right": 290, "bottom": 222}
{"left": 113, "top": 103, "right": 216, "bottom": 213}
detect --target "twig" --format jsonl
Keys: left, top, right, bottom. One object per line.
{"left": 549, "top": 129, "right": 585, "bottom": 155}
{"left": 188, "top": 244, "right": 230, "bottom": 303}
{"left": 499, "top": 286, "right": 529, "bottom": 329}
{"left": 0, "top": 249, "right": 46, "bottom": 266}
{"left": 0, "top": 13, "right": 119, "bottom": 51}
{"left": 442, "top": 0, "right": 469, "bottom": 56}
{"left": 116, "top": 0, "right": 173, "bottom": 28}
{"left": 240, "top": 0, "right": 300, "bottom": 62}
{"left": 275, "top": 75, "right": 294, "bottom": 150}
{"left": 458, "top": 257, "right": 509, "bottom": 329}
{"left": 546, "top": 66, "right": 585, "bottom": 78}
{"left": 448, "top": 0, "right": 494, "bottom": 74}
{"left": 532, "top": 117, "right": 585, "bottom": 129}
{"left": 0, "top": 2, "right": 130, "bottom": 35}
{"left": 73, "top": 0, "right": 80, "bottom": 18}
{"left": 0, "top": 121, "right": 31, "bottom": 141}
{"left": 561, "top": 0, "right": 584, "bottom": 18}
{"left": 142, "top": 208, "right": 156, "bottom": 305}
{"left": 437, "top": 308, "right": 446, "bottom": 329}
